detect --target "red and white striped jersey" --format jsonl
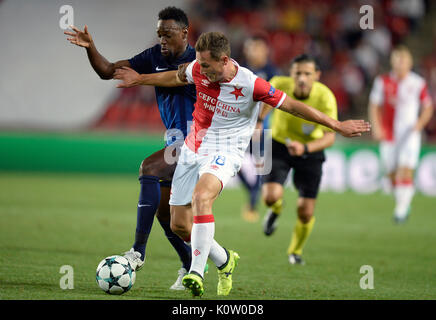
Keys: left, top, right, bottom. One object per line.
{"left": 184, "top": 59, "right": 286, "bottom": 157}
{"left": 369, "top": 71, "right": 432, "bottom": 141}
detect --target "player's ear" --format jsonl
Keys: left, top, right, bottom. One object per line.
{"left": 182, "top": 27, "right": 188, "bottom": 40}
{"left": 221, "top": 55, "right": 229, "bottom": 66}
{"left": 315, "top": 70, "right": 321, "bottom": 81}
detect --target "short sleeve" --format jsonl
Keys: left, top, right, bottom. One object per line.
{"left": 185, "top": 60, "right": 196, "bottom": 84}
{"left": 321, "top": 90, "right": 338, "bottom": 132}
{"left": 420, "top": 82, "right": 433, "bottom": 107}
{"left": 369, "top": 76, "right": 384, "bottom": 106}
{"left": 324, "top": 91, "right": 338, "bottom": 120}
{"left": 253, "top": 77, "right": 287, "bottom": 108}
{"left": 128, "top": 48, "right": 153, "bottom": 74}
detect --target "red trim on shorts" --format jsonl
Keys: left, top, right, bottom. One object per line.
{"left": 193, "top": 214, "right": 215, "bottom": 224}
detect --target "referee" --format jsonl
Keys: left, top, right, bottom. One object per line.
{"left": 258, "top": 54, "right": 338, "bottom": 265}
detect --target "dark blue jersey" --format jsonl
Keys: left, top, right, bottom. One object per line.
{"left": 249, "top": 62, "right": 280, "bottom": 82}
{"left": 129, "top": 44, "right": 196, "bottom": 145}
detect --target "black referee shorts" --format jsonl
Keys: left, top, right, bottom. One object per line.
{"left": 263, "top": 139, "right": 326, "bottom": 199}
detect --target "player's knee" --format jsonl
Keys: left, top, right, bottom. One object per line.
{"left": 262, "top": 184, "right": 283, "bottom": 207}
{"left": 396, "top": 167, "right": 414, "bottom": 182}
{"left": 297, "top": 203, "right": 314, "bottom": 223}
{"left": 139, "top": 158, "right": 160, "bottom": 177}
{"left": 192, "top": 189, "right": 214, "bottom": 211}
{"left": 170, "top": 219, "right": 189, "bottom": 237}
{"left": 263, "top": 193, "right": 280, "bottom": 207}
{"left": 298, "top": 213, "right": 313, "bottom": 224}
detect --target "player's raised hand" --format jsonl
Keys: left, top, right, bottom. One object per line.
{"left": 64, "top": 25, "right": 92, "bottom": 48}
{"left": 114, "top": 66, "right": 140, "bottom": 88}
{"left": 336, "top": 119, "right": 371, "bottom": 137}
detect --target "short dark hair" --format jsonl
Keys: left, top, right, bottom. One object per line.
{"left": 291, "top": 54, "right": 320, "bottom": 71}
{"left": 248, "top": 32, "right": 269, "bottom": 44}
{"left": 195, "top": 32, "right": 231, "bottom": 61}
{"left": 158, "top": 6, "right": 189, "bottom": 28}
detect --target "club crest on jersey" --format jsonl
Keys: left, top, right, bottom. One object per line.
{"left": 230, "top": 86, "right": 244, "bottom": 100}
{"left": 302, "top": 123, "right": 315, "bottom": 135}
{"left": 268, "top": 85, "right": 276, "bottom": 97}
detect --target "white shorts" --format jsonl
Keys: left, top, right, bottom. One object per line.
{"left": 169, "top": 144, "right": 242, "bottom": 206}
{"left": 380, "top": 130, "right": 421, "bottom": 173}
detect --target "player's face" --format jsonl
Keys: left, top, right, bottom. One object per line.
{"left": 156, "top": 19, "right": 187, "bottom": 57}
{"left": 391, "top": 51, "right": 413, "bottom": 77}
{"left": 243, "top": 39, "right": 268, "bottom": 68}
{"left": 290, "top": 62, "right": 320, "bottom": 99}
{"left": 196, "top": 50, "right": 226, "bottom": 82}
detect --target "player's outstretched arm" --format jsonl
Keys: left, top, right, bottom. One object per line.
{"left": 252, "top": 103, "right": 273, "bottom": 142}
{"left": 113, "top": 64, "right": 188, "bottom": 88}
{"left": 64, "top": 25, "right": 130, "bottom": 80}
{"left": 64, "top": 25, "right": 92, "bottom": 48}
{"left": 258, "top": 103, "right": 274, "bottom": 124}
{"left": 278, "top": 95, "right": 371, "bottom": 137}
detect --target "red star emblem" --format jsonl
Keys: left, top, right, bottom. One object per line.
{"left": 230, "top": 86, "right": 244, "bottom": 100}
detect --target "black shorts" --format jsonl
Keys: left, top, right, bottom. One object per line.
{"left": 263, "top": 139, "right": 326, "bottom": 199}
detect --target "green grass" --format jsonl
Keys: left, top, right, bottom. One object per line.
{"left": 0, "top": 171, "right": 435, "bottom": 300}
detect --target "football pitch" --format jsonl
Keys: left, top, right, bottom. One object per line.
{"left": 0, "top": 171, "right": 435, "bottom": 300}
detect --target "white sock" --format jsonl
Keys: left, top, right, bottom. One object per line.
{"left": 209, "top": 240, "right": 228, "bottom": 268}
{"left": 190, "top": 215, "right": 215, "bottom": 278}
{"left": 394, "top": 181, "right": 415, "bottom": 219}
{"left": 185, "top": 237, "right": 227, "bottom": 269}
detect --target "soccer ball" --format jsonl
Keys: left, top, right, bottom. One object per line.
{"left": 96, "top": 255, "right": 136, "bottom": 295}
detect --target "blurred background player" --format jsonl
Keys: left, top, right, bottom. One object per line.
{"left": 239, "top": 34, "right": 280, "bottom": 222}
{"left": 259, "top": 54, "right": 338, "bottom": 265}
{"left": 368, "top": 45, "right": 433, "bottom": 224}
{"left": 64, "top": 6, "right": 196, "bottom": 289}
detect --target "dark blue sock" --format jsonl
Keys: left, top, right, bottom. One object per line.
{"left": 249, "top": 175, "right": 261, "bottom": 210}
{"left": 238, "top": 171, "right": 261, "bottom": 210}
{"left": 237, "top": 170, "right": 251, "bottom": 190}
{"left": 133, "top": 175, "right": 161, "bottom": 261}
{"left": 158, "top": 220, "right": 192, "bottom": 270}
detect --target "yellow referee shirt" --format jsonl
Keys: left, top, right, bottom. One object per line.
{"left": 269, "top": 76, "right": 338, "bottom": 145}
